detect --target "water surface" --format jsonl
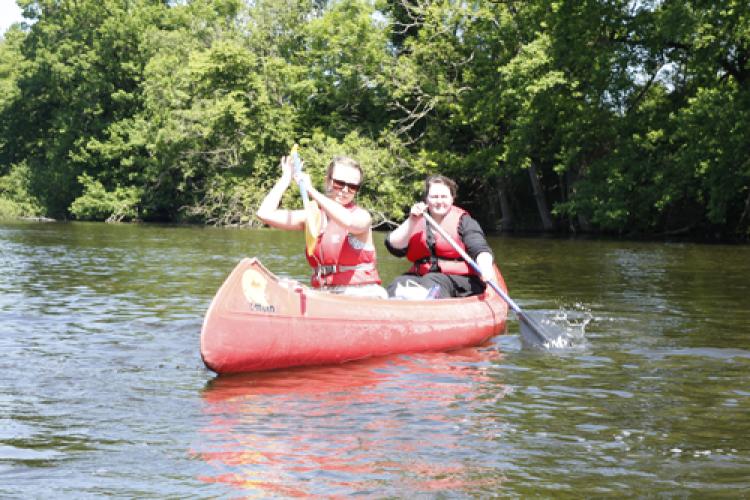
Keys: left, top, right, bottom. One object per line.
{"left": 1, "top": 221, "right": 749, "bottom": 497}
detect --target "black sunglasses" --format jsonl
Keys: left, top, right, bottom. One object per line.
{"left": 330, "top": 178, "right": 360, "bottom": 192}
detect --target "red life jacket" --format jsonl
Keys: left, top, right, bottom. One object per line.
{"left": 305, "top": 203, "right": 382, "bottom": 287}
{"left": 405, "top": 206, "right": 476, "bottom": 276}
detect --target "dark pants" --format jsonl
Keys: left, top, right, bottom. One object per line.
{"left": 386, "top": 272, "right": 486, "bottom": 299}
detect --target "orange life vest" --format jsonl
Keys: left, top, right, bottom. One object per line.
{"left": 405, "top": 206, "right": 476, "bottom": 276}
{"left": 305, "top": 204, "right": 382, "bottom": 287}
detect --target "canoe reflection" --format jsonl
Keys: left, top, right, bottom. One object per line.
{"left": 194, "top": 348, "right": 509, "bottom": 496}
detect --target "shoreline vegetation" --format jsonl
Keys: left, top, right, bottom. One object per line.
{"left": 1, "top": 1, "right": 748, "bottom": 242}
{"left": 3, "top": 217, "right": 742, "bottom": 246}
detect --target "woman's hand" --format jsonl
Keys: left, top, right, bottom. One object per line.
{"left": 293, "top": 171, "right": 312, "bottom": 190}
{"left": 410, "top": 201, "right": 428, "bottom": 218}
{"left": 255, "top": 155, "right": 307, "bottom": 230}
{"left": 388, "top": 201, "right": 426, "bottom": 249}
{"left": 476, "top": 252, "right": 497, "bottom": 284}
{"left": 279, "top": 155, "right": 294, "bottom": 183}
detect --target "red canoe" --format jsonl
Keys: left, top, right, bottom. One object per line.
{"left": 200, "top": 258, "right": 509, "bottom": 374}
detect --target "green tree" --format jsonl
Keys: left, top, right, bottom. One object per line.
{"left": 3, "top": 0, "right": 746, "bottom": 238}
{"left": 3, "top": 0, "right": 170, "bottom": 217}
{"left": 297, "top": 0, "right": 393, "bottom": 135}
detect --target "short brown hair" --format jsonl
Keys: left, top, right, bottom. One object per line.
{"left": 326, "top": 156, "right": 363, "bottom": 183}
{"left": 424, "top": 174, "right": 457, "bottom": 200}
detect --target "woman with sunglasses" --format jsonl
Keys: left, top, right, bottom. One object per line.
{"left": 257, "top": 155, "right": 388, "bottom": 299}
{"left": 384, "top": 174, "right": 497, "bottom": 299}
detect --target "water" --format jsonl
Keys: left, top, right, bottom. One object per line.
{"left": 1, "top": 221, "right": 749, "bottom": 497}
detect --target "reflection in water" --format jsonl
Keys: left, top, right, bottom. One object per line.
{"left": 194, "top": 349, "right": 510, "bottom": 497}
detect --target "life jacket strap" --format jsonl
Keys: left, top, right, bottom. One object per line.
{"left": 314, "top": 263, "right": 376, "bottom": 276}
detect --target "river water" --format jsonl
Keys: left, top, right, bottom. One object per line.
{"left": 1, "top": 220, "right": 749, "bottom": 497}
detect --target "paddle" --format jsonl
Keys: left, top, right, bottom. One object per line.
{"left": 422, "top": 212, "right": 568, "bottom": 348}
{"left": 290, "top": 144, "right": 321, "bottom": 256}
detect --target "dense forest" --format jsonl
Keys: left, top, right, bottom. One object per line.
{"left": 0, "top": 0, "right": 748, "bottom": 240}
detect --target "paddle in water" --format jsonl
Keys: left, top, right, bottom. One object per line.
{"left": 290, "top": 144, "right": 321, "bottom": 256}
{"left": 422, "top": 212, "right": 569, "bottom": 349}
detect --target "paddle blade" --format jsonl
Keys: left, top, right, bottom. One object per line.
{"left": 304, "top": 201, "right": 321, "bottom": 256}
{"left": 517, "top": 310, "right": 570, "bottom": 349}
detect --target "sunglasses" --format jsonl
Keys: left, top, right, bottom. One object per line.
{"left": 330, "top": 178, "right": 360, "bottom": 192}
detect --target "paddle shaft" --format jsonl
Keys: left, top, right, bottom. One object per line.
{"left": 290, "top": 146, "right": 322, "bottom": 257}
{"left": 422, "top": 212, "right": 551, "bottom": 346}
{"left": 291, "top": 149, "right": 310, "bottom": 209}
{"left": 421, "top": 213, "right": 520, "bottom": 312}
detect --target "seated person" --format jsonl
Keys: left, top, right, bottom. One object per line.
{"left": 384, "top": 175, "right": 496, "bottom": 299}
{"left": 257, "top": 154, "right": 388, "bottom": 299}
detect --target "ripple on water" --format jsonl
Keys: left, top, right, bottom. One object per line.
{"left": 3, "top": 222, "right": 750, "bottom": 497}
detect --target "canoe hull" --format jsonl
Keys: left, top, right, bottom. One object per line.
{"left": 200, "top": 258, "right": 508, "bottom": 374}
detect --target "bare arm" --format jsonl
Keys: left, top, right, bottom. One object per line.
{"left": 256, "top": 156, "right": 306, "bottom": 230}
{"left": 298, "top": 173, "right": 372, "bottom": 237}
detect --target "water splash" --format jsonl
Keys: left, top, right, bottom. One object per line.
{"left": 521, "top": 303, "right": 593, "bottom": 350}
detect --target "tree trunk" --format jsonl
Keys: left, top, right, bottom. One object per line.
{"left": 739, "top": 187, "right": 750, "bottom": 227}
{"left": 528, "top": 162, "right": 554, "bottom": 231}
{"left": 567, "top": 167, "right": 591, "bottom": 232}
{"left": 494, "top": 176, "right": 514, "bottom": 231}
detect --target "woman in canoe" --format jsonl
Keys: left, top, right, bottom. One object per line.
{"left": 385, "top": 174, "right": 497, "bottom": 299}
{"left": 256, "top": 155, "right": 388, "bottom": 299}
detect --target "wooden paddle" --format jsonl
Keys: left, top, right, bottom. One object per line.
{"left": 422, "top": 212, "right": 568, "bottom": 348}
{"left": 290, "top": 144, "right": 321, "bottom": 256}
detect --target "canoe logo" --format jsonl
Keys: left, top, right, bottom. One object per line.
{"left": 241, "top": 269, "right": 275, "bottom": 313}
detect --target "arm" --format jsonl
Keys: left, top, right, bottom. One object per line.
{"left": 296, "top": 172, "right": 372, "bottom": 237}
{"left": 475, "top": 251, "right": 497, "bottom": 283}
{"left": 256, "top": 156, "right": 306, "bottom": 230}
{"left": 386, "top": 201, "right": 427, "bottom": 249}
{"left": 384, "top": 236, "right": 408, "bottom": 257}
{"left": 459, "top": 215, "right": 496, "bottom": 283}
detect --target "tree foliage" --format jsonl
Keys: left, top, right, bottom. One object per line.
{"left": 0, "top": 0, "right": 748, "bottom": 240}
